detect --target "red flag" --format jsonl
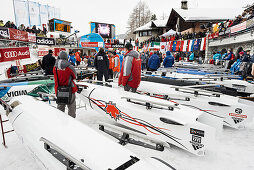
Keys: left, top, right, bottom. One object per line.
{"left": 175, "top": 41, "right": 180, "bottom": 51}
{"left": 169, "top": 41, "right": 173, "bottom": 51}
{"left": 180, "top": 40, "right": 184, "bottom": 52}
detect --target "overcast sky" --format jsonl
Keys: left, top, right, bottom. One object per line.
{"left": 1, "top": 0, "right": 253, "bottom": 36}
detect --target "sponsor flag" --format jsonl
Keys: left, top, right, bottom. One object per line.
{"left": 193, "top": 39, "right": 201, "bottom": 51}
{"left": 28, "top": 1, "right": 41, "bottom": 27}
{"left": 172, "top": 41, "right": 177, "bottom": 51}
{"left": 13, "top": 0, "right": 30, "bottom": 27}
{"left": 182, "top": 40, "right": 188, "bottom": 52}
{"left": 180, "top": 40, "right": 184, "bottom": 52}
{"left": 0, "top": 27, "right": 10, "bottom": 39}
{"left": 186, "top": 40, "right": 190, "bottom": 52}
{"left": 200, "top": 37, "right": 207, "bottom": 51}
{"left": 48, "top": 6, "right": 55, "bottom": 20}
{"left": 39, "top": 4, "right": 49, "bottom": 27}
{"left": 0, "top": 47, "right": 30, "bottom": 62}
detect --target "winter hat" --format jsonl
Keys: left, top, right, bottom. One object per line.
{"left": 125, "top": 43, "right": 133, "bottom": 50}
{"left": 59, "top": 51, "right": 68, "bottom": 60}
{"left": 239, "top": 51, "right": 244, "bottom": 55}
{"left": 48, "top": 50, "right": 53, "bottom": 54}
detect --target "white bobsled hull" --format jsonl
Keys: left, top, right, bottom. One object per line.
{"left": 137, "top": 81, "right": 254, "bottom": 129}
{"left": 77, "top": 82, "right": 216, "bottom": 156}
{"left": 8, "top": 96, "right": 171, "bottom": 170}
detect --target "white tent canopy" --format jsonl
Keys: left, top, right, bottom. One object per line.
{"left": 160, "top": 29, "right": 179, "bottom": 37}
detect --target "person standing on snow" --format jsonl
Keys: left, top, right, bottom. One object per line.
{"left": 42, "top": 50, "right": 56, "bottom": 75}
{"left": 108, "top": 52, "right": 114, "bottom": 79}
{"left": 141, "top": 52, "right": 147, "bottom": 70}
{"left": 148, "top": 52, "right": 160, "bottom": 71}
{"left": 113, "top": 51, "right": 120, "bottom": 78}
{"left": 163, "top": 51, "right": 174, "bottom": 68}
{"left": 94, "top": 48, "right": 109, "bottom": 81}
{"left": 75, "top": 50, "right": 81, "bottom": 66}
{"left": 68, "top": 51, "right": 76, "bottom": 66}
{"left": 118, "top": 43, "right": 141, "bottom": 93}
{"left": 53, "top": 51, "right": 77, "bottom": 118}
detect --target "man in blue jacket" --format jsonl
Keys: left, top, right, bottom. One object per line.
{"left": 148, "top": 52, "right": 160, "bottom": 71}
{"left": 163, "top": 51, "right": 174, "bottom": 68}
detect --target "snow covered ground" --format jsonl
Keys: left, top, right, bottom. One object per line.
{"left": 0, "top": 101, "right": 254, "bottom": 170}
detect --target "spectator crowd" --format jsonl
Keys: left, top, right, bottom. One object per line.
{"left": 0, "top": 20, "right": 47, "bottom": 37}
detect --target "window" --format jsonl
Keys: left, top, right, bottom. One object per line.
{"left": 148, "top": 31, "right": 152, "bottom": 36}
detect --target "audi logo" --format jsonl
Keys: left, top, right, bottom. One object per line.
{"left": 4, "top": 51, "right": 18, "bottom": 58}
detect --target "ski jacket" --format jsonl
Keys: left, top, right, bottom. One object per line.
{"left": 213, "top": 53, "right": 222, "bottom": 61}
{"left": 113, "top": 55, "right": 120, "bottom": 72}
{"left": 109, "top": 56, "right": 115, "bottom": 69}
{"left": 163, "top": 51, "right": 174, "bottom": 68}
{"left": 53, "top": 59, "right": 78, "bottom": 95}
{"left": 241, "top": 54, "right": 250, "bottom": 62}
{"left": 148, "top": 54, "right": 160, "bottom": 70}
{"left": 118, "top": 50, "right": 141, "bottom": 89}
{"left": 224, "top": 52, "right": 234, "bottom": 60}
{"left": 118, "top": 53, "right": 124, "bottom": 72}
{"left": 42, "top": 53, "right": 56, "bottom": 75}
{"left": 141, "top": 54, "right": 146, "bottom": 64}
{"left": 75, "top": 52, "right": 81, "bottom": 62}
{"left": 94, "top": 51, "right": 109, "bottom": 72}
{"left": 189, "top": 53, "right": 194, "bottom": 61}
{"left": 68, "top": 55, "right": 76, "bottom": 65}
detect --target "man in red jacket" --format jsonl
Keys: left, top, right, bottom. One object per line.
{"left": 118, "top": 43, "right": 141, "bottom": 92}
{"left": 53, "top": 51, "right": 78, "bottom": 118}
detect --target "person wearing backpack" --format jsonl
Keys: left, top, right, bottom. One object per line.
{"left": 53, "top": 51, "right": 78, "bottom": 118}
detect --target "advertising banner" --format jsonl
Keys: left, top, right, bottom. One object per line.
{"left": 48, "top": 6, "right": 55, "bottom": 20}
{"left": 79, "top": 33, "right": 104, "bottom": 51}
{"left": 39, "top": 4, "right": 49, "bottom": 27}
{"left": 36, "top": 37, "right": 55, "bottom": 45}
{"left": 13, "top": 0, "right": 30, "bottom": 27}
{"left": 0, "top": 27, "right": 10, "bottom": 39}
{"left": 231, "top": 21, "right": 246, "bottom": 34}
{"left": 111, "top": 44, "right": 124, "bottom": 48}
{"left": 9, "top": 28, "right": 28, "bottom": 41}
{"left": 28, "top": 1, "right": 41, "bottom": 26}
{"left": 0, "top": 47, "right": 30, "bottom": 62}
{"left": 28, "top": 33, "right": 36, "bottom": 42}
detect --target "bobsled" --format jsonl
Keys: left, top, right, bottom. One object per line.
{"left": 77, "top": 82, "right": 216, "bottom": 156}
{"left": 5, "top": 96, "right": 173, "bottom": 170}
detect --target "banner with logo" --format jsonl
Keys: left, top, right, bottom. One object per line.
{"left": 111, "top": 44, "right": 124, "bottom": 48}
{"left": 231, "top": 21, "right": 246, "bottom": 34}
{"left": 0, "top": 47, "right": 30, "bottom": 62}
{"left": 28, "top": 33, "right": 36, "bottom": 42}
{"left": 79, "top": 33, "right": 104, "bottom": 51}
{"left": 48, "top": 6, "right": 55, "bottom": 20}
{"left": 36, "top": 37, "right": 55, "bottom": 45}
{"left": 0, "top": 27, "right": 10, "bottom": 39}
{"left": 160, "top": 42, "right": 166, "bottom": 53}
{"left": 9, "top": 28, "right": 28, "bottom": 41}
{"left": 39, "top": 4, "right": 49, "bottom": 27}
{"left": 13, "top": 0, "right": 30, "bottom": 27}
{"left": 28, "top": 1, "right": 41, "bottom": 27}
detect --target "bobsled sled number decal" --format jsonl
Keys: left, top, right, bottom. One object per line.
{"left": 189, "top": 128, "right": 204, "bottom": 150}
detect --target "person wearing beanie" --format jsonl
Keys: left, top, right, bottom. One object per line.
{"left": 53, "top": 51, "right": 78, "bottom": 118}
{"left": 42, "top": 49, "right": 56, "bottom": 75}
{"left": 94, "top": 48, "right": 109, "bottom": 81}
{"left": 118, "top": 43, "right": 141, "bottom": 92}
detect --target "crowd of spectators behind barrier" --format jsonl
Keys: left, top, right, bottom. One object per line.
{"left": 213, "top": 6, "right": 254, "bottom": 33}
{"left": 0, "top": 20, "right": 47, "bottom": 37}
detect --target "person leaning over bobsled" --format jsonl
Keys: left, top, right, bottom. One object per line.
{"left": 163, "top": 51, "right": 175, "bottom": 68}
{"left": 118, "top": 43, "right": 141, "bottom": 93}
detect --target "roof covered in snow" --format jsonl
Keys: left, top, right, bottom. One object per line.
{"left": 134, "top": 20, "right": 167, "bottom": 33}
{"left": 173, "top": 8, "right": 243, "bottom": 22}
